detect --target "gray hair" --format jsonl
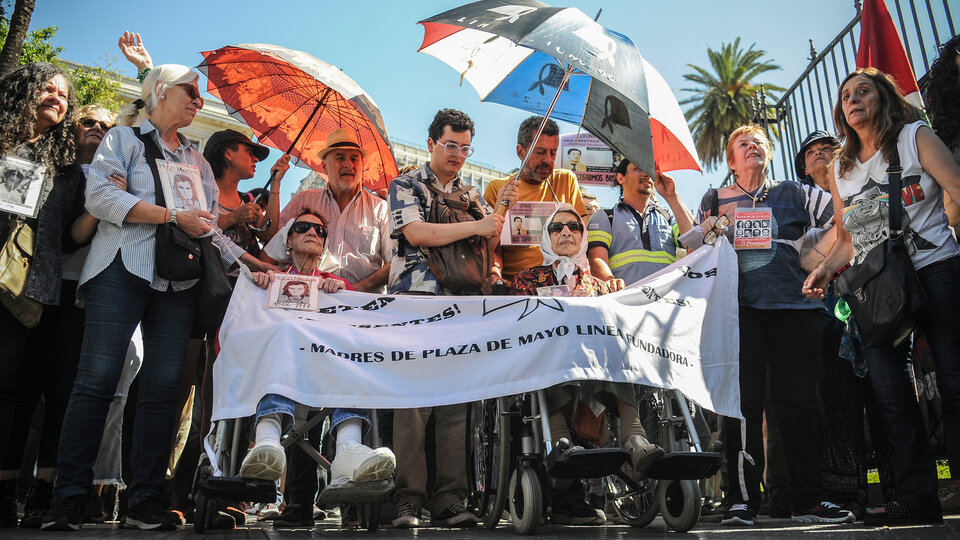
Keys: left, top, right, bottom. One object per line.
{"left": 119, "top": 64, "right": 198, "bottom": 127}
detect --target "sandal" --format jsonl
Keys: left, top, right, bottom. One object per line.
{"left": 863, "top": 502, "right": 942, "bottom": 526}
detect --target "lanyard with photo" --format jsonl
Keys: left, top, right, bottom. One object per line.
{"left": 733, "top": 207, "right": 773, "bottom": 250}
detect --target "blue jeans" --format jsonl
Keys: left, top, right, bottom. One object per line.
{"left": 256, "top": 394, "right": 368, "bottom": 433}
{"left": 863, "top": 255, "right": 960, "bottom": 516}
{"left": 54, "top": 255, "right": 195, "bottom": 506}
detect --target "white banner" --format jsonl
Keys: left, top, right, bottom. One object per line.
{"left": 214, "top": 239, "right": 741, "bottom": 420}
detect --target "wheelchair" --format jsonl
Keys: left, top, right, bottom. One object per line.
{"left": 192, "top": 407, "right": 391, "bottom": 533}
{"left": 467, "top": 386, "right": 722, "bottom": 534}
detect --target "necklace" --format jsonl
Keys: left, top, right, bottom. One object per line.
{"left": 735, "top": 180, "right": 769, "bottom": 207}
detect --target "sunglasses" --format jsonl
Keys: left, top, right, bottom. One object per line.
{"left": 79, "top": 118, "right": 114, "bottom": 131}
{"left": 436, "top": 140, "right": 475, "bottom": 157}
{"left": 290, "top": 221, "right": 327, "bottom": 238}
{"left": 177, "top": 84, "right": 204, "bottom": 109}
{"left": 546, "top": 221, "right": 584, "bottom": 234}
{"left": 703, "top": 215, "right": 731, "bottom": 246}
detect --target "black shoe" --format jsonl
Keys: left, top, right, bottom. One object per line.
{"left": 0, "top": 479, "right": 17, "bottom": 527}
{"left": 122, "top": 496, "right": 181, "bottom": 530}
{"left": 721, "top": 503, "right": 756, "bottom": 526}
{"left": 550, "top": 498, "right": 605, "bottom": 525}
{"left": 81, "top": 491, "right": 105, "bottom": 523}
{"left": 40, "top": 493, "right": 87, "bottom": 531}
{"left": 274, "top": 503, "right": 315, "bottom": 528}
{"left": 430, "top": 503, "right": 477, "bottom": 528}
{"left": 20, "top": 479, "right": 54, "bottom": 528}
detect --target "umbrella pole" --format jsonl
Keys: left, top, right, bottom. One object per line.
{"left": 497, "top": 65, "right": 573, "bottom": 215}
{"left": 260, "top": 91, "right": 330, "bottom": 192}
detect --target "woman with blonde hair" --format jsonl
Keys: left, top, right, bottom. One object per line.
{"left": 696, "top": 125, "right": 850, "bottom": 526}
{"left": 41, "top": 64, "right": 252, "bottom": 531}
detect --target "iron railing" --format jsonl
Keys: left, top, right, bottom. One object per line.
{"left": 752, "top": 0, "right": 956, "bottom": 183}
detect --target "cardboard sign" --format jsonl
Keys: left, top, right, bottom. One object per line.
{"left": 556, "top": 132, "right": 616, "bottom": 187}
{"left": 733, "top": 208, "right": 772, "bottom": 250}
{"left": 501, "top": 201, "right": 559, "bottom": 246}
{"left": 157, "top": 160, "right": 207, "bottom": 211}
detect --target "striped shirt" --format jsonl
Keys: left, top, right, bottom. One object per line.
{"left": 79, "top": 120, "right": 247, "bottom": 301}
{"left": 587, "top": 201, "right": 679, "bottom": 285}
{"left": 277, "top": 187, "right": 391, "bottom": 292}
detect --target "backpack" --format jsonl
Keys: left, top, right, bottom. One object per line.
{"left": 421, "top": 182, "right": 491, "bottom": 294}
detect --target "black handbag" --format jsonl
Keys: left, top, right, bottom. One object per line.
{"left": 133, "top": 128, "right": 202, "bottom": 281}
{"left": 834, "top": 144, "right": 926, "bottom": 348}
{"left": 195, "top": 236, "right": 232, "bottom": 327}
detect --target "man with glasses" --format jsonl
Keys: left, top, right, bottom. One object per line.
{"left": 483, "top": 115, "right": 587, "bottom": 284}
{"left": 387, "top": 109, "right": 516, "bottom": 529}
{"left": 587, "top": 160, "right": 694, "bottom": 289}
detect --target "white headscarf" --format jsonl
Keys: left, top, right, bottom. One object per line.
{"left": 262, "top": 216, "right": 328, "bottom": 266}
{"left": 539, "top": 204, "right": 589, "bottom": 285}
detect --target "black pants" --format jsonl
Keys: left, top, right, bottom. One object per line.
{"left": 1, "top": 281, "right": 83, "bottom": 472}
{"left": 722, "top": 307, "right": 823, "bottom": 513}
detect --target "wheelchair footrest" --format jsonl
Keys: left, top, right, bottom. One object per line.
{"left": 197, "top": 476, "right": 277, "bottom": 503}
{"left": 318, "top": 478, "right": 394, "bottom": 504}
{"left": 647, "top": 451, "right": 723, "bottom": 480}
{"left": 546, "top": 447, "right": 629, "bottom": 479}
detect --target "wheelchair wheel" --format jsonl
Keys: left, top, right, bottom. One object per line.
{"left": 657, "top": 478, "right": 701, "bottom": 533}
{"left": 609, "top": 474, "right": 659, "bottom": 528}
{"left": 475, "top": 397, "right": 512, "bottom": 529}
{"left": 508, "top": 466, "right": 541, "bottom": 535}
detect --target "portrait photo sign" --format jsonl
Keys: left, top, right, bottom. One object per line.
{"left": 0, "top": 156, "right": 47, "bottom": 218}
{"left": 157, "top": 160, "right": 207, "bottom": 211}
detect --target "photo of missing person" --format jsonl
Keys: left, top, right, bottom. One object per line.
{"left": 0, "top": 155, "right": 46, "bottom": 217}
{"left": 266, "top": 273, "right": 321, "bottom": 311}
{"left": 173, "top": 173, "right": 203, "bottom": 210}
{"left": 512, "top": 216, "right": 528, "bottom": 236}
{"left": 279, "top": 279, "right": 309, "bottom": 304}
{"left": 565, "top": 147, "right": 586, "bottom": 171}
{"left": 156, "top": 160, "right": 207, "bottom": 211}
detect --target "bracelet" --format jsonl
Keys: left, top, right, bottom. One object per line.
{"left": 167, "top": 207, "right": 179, "bottom": 226}
{"left": 136, "top": 67, "right": 151, "bottom": 83}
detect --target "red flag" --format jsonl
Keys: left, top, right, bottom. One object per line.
{"left": 856, "top": 0, "right": 923, "bottom": 106}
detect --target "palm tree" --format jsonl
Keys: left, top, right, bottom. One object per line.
{"left": 680, "top": 38, "right": 783, "bottom": 171}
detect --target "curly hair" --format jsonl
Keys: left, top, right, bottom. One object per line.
{"left": 0, "top": 62, "right": 77, "bottom": 170}
{"left": 517, "top": 115, "right": 559, "bottom": 148}
{"left": 833, "top": 68, "right": 922, "bottom": 178}
{"left": 428, "top": 108, "right": 475, "bottom": 141}
{"left": 921, "top": 34, "right": 960, "bottom": 149}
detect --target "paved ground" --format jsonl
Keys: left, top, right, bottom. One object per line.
{"left": 3, "top": 514, "right": 959, "bottom": 539}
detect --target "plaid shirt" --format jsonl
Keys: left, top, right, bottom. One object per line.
{"left": 387, "top": 164, "right": 491, "bottom": 295}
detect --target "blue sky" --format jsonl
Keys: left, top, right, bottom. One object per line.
{"left": 33, "top": 0, "right": 869, "bottom": 210}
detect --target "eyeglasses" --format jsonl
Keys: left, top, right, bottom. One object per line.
{"left": 436, "top": 140, "right": 475, "bottom": 157}
{"left": 703, "top": 215, "right": 730, "bottom": 246}
{"left": 290, "top": 221, "right": 327, "bottom": 238}
{"left": 79, "top": 118, "right": 114, "bottom": 131}
{"left": 546, "top": 221, "right": 584, "bottom": 234}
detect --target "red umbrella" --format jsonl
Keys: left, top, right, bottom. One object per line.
{"left": 198, "top": 43, "right": 398, "bottom": 192}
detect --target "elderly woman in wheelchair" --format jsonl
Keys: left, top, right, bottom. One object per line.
{"left": 239, "top": 212, "right": 395, "bottom": 486}
{"left": 509, "top": 205, "right": 665, "bottom": 525}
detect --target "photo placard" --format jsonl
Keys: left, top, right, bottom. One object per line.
{"left": 266, "top": 273, "right": 322, "bottom": 311}
{"left": 0, "top": 156, "right": 47, "bottom": 218}
{"left": 157, "top": 160, "right": 207, "bottom": 210}
{"left": 501, "top": 201, "right": 558, "bottom": 246}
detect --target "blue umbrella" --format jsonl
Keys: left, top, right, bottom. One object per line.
{"left": 419, "top": 0, "right": 654, "bottom": 177}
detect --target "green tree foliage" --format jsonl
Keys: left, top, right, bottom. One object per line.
{"left": 680, "top": 38, "right": 784, "bottom": 171}
{"left": 0, "top": 5, "right": 121, "bottom": 110}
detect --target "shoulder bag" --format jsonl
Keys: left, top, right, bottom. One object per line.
{"left": 0, "top": 214, "right": 42, "bottom": 327}
{"left": 133, "top": 128, "right": 202, "bottom": 281}
{"left": 422, "top": 182, "right": 491, "bottom": 294}
{"left": 834, "top": 144, "right": 926, "bottom": 348}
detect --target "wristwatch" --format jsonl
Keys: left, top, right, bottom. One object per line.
{"left": 167, "top": 207, "right": 179, "bottom": 226}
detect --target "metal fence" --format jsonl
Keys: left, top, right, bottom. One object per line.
{"left": 755, "top": 0, "right": 956, "bottom": 183}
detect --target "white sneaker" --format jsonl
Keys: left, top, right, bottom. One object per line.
{"left": 257, "top": 503, "right": 281, "bottom": 521}
{"left": 239, "top": 440, "right": 286, "bottom": 481}
{"left": 330, "top": 444, "right": 396, "bottom": 484}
